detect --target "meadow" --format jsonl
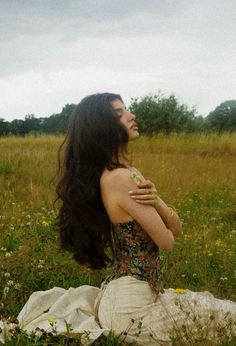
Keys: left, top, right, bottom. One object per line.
{"left": 0, "top": 133, "right": 236, "bottom": 345}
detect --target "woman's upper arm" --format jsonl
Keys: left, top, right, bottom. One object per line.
{"left": 113, "top": 169, "right": 174, "bottom": 250}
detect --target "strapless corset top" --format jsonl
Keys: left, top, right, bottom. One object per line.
{"left": 103, "top": 219, "right": 163, "bottom": 294}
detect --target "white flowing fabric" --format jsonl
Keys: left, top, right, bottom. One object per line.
{"left": 0, "top": 286, "right": 109, "bottom": 345}
{"left": 1, "top": 276, "right": 236, "bottom": 345}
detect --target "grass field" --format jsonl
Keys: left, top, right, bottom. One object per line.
{"left": 0, "top": 133, "right": 236, "bottom": 345}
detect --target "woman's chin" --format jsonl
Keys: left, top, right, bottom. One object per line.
{"left": 129, "top": 131, "right": 139, "bottom": 140}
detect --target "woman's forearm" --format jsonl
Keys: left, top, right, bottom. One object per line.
{"left": 154, "top": 197, "right": 182, "bottom": 237}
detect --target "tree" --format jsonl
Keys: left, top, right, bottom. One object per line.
{"left": 24, "top": 114, "right": 41, "bottom": 133}
{"left": 206, "top": 100, "right": 236, "bottom": 133}
{"left": 0, "top": 118, "right": 10, "bottom": 136}
{"left": 129, "top": 92, "right": 197, "bottom": 135}
{"left": 42, "top": 104, "right": 76, "bottom": 133}
{"left": 10, "top": 119, "right": 28, "bottom": 135}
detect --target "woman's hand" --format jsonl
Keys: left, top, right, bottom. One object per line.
{"left": 128, "top": 179, "right": 160, "bottom": 207}
{"left": 129, "top": 171, "right": 182, "bottom": 237}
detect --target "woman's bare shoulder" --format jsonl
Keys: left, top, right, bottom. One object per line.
{"left": 100, "top": 167, "right": 141, "bottom": 199}
{"left": 100, "top": 167, "right": 131, "bottom": 186}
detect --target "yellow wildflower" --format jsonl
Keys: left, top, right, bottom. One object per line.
{"left": 48, "top": 317, "right": 55, "bottom": 325}
{"left": 174, "top": 288, "right": 186, "bottom": 294}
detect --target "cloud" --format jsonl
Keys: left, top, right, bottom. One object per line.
{"left": 0, "top": 0, "right": 235, "bottom": 120}
{"left": 0, "top": 66, "right": 157, "bottom": 120}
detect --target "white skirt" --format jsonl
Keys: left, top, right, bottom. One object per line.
{"left": 1, "top": 276, "right": 236, "bottom": 345}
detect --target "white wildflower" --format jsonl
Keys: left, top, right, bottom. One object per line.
{"left": 7, "top": 280, "right": 14, "bottom": 287}
{"left": 3, "top": 286, "right": 10, "bottom": 298}
{"left": 14, "top": 283, "right": 21, "bottom": 290}
{"left": 220, "top": 277, "right": 228, "bottom": 281}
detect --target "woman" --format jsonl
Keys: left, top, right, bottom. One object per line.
{"left": 1, "top": 93, "right": 235, "bottom": 345}
{"left": 54, "top": 92, "right": 236, "bottom": 344}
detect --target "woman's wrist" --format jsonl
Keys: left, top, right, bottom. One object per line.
{"left": 154, "top": 196, "right": 162, "bottom": 210}
{"left": 154, "top": 197, "right": 170, "bottom": 225}
{"left": 154, "top": 198, "right": 182, "bottom": 236}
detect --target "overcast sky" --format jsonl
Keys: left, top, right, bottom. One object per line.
{"left": 0, "top": 0, "right": 235, "bottom": 121}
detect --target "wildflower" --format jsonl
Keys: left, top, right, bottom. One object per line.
{"left": 5, "top": 252, "right": 12, "bottom": 257}
{"left": 4, "top": 272, "right": 10, "bottom": 278}
{"left": 3, "top": 286, "right": 10, "bottom": 298}
{"left": 7, "top": 280, "right": 14, "bottom": 287}
{"left": 174, "top": 288, "right": 186, "bottom": 294}
{"left": 48, "top": 317, "right": 55, "bottom": 325}
{"left": 220, "top": 277, "right": 228, "bottom": 281}
{"left": 14, "top": 283, "right": 21, "bottom": 290}
{"left": 1, "top": 247, "right": 7, "bottom": 252}
{"left": 37, "top": 264, "right": 43, "bottom": 269}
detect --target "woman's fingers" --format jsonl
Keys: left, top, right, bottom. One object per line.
{"left": 135, "top": 199, "right": 157, "bottom": 204}
{"left": 137, "top": 180, "right": 154, "bottom": 189}
{"left": 130, "top": 193, "right": 157, "bottom": 200}
{"left": 128, "top": 179, "right": 158, "bottom": 206}
{"left": 128, "top": 188, "right": 154, "bottom": 195}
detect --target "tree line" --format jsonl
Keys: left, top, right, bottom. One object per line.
{"left": 0, "top": 93, "right": 235, "bottom": 136}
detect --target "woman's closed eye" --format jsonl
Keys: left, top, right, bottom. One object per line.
{"left": 114, "top": 106, "right": 127, "bottom": 119}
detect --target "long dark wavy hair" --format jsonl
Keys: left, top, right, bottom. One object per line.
{"left": 55, "top": 93, "right": 129, "bottom": 269}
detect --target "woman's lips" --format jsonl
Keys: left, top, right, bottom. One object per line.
{"left": 130, "top": 124, "right": 138, "bottom": 130}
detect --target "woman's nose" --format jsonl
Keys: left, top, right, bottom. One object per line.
{"left": 128, "top": 111, "right": 135, "bottom": 120}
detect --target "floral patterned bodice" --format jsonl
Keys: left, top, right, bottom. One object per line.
{"left": 104, "top": 220, "right": 163, "bottom": 294}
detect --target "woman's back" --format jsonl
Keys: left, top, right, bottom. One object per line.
{"left": 100, "top": 167, "right": 134, "bottom": 224}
